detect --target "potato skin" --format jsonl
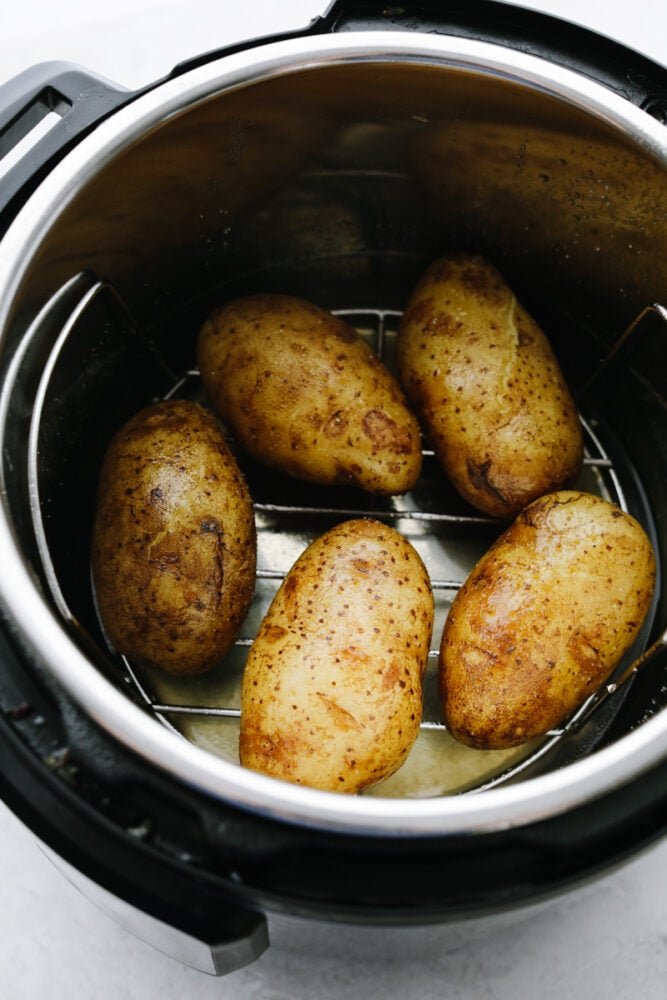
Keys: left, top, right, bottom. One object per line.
{"left": 91, "top": 400, "right": 256, "bottom": 676}
{"left": 197, "top": 294, "right": 422, "bottom": 495}
{"left": 440, "top": 490, "right": 656, "bottom": 749}
{"left": 239, "top": 518, "right": 434, "bottom": 792}
{"left": 397, "top": 254, "right": 583, "bottom": 517}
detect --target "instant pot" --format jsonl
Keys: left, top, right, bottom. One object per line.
{"left": 1, "top": 0, "right": 667, "bottom": 976}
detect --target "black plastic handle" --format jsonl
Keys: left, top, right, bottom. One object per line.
{"left": 0, "top": 613, "right": 270, "bottom": 976}
{"left": 0, "top": 62, "right": 132, "bottom": 230}
{"left": 318, "top": 0, "right": 667, "bottom": 115}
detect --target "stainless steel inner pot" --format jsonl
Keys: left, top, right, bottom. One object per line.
{"left": 1, "top": 31, "right": 667, "bottom": 837}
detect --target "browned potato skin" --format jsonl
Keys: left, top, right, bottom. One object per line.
{"left": 91, "top": 400, "right": 256, "bottom": 676}
{"left": 397, "top": 254, "right": 583, "bottom": 517}
{"left": 197, "top": 294, "right": 422, "bottom": 495}
{"left": 440, "top": 491, "right": 656, "bottom": 749}
{"left": 240, "top": 518, "right": 434, "bottom": 792}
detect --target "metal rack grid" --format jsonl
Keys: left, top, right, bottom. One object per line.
{"left": 104, "top": 305, "right": 634, "bottom": 794}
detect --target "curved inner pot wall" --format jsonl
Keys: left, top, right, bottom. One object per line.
{"left": 1, "top": 37, "right": 667, "bottom": 836}
{"left": 13, "top": 59, "right": 667, "bottom": 337}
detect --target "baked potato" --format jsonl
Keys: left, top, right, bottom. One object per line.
{"left": 197, "top": 293, "right": 422, "bottom": 495}
{"left": 397, "top": 253, "right": 583, "bottom": 517}
{"left": 240, "top": 518, "right": 434, "bottom": 792}
{"left": 440, "top": 490, "right": 656, "bottom": 749}
{"left": 91, "top": 400, "right": 256, "bottom": 676}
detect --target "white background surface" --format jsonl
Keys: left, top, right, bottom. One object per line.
{"left": 1, "top": 1, "right": 667, "bottom": 996}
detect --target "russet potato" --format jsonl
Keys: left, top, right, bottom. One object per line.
{"left": 197, "top": 294, "right": 422, "bottom": 495}
{"left": 397, "top": 253, "right": 583, "bottom": 517}
{"left": 440, "top": 490, "right": 656, "bottom": 749}
{"left": 91, "top": 400, "right": 256, "bottom": 676}
{"left": 239, "top": 518, "right": 434, "bottom": 792}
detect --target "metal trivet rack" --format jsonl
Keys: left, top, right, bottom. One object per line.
{"left": 117, "top": 307, "right": 643, "bottom": 794}
{"left": 25, "top": 281, "right": 661, "bottom": 796}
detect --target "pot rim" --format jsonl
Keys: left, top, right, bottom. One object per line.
{"left": 1, "top": 30, "right": 667, "bottom": 837}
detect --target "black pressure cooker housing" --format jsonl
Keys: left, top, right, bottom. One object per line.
{"left": 1, "top": 0, "right": 667, "bottom": 973}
